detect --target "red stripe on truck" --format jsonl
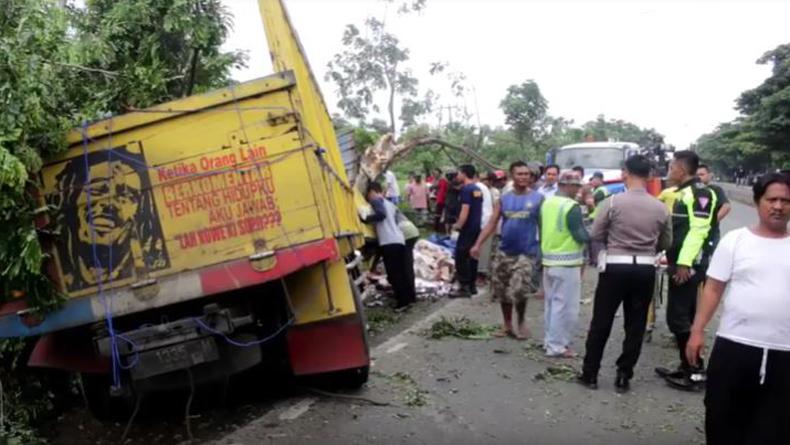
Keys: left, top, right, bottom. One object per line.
{"left": 198, "top": 238, "right": 338, "bottom": 295}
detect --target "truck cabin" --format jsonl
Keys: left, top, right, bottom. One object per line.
{"left": 549, "top": 142, "right": 641, "bottom": 194}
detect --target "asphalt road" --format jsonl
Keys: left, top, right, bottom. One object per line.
{"left": 206, "top": 202, "right": 759, "bottom": 445}
{"left": 720, "top": 199, "right": 757, "bottom": 233}
{"left": 54, "top": 201, "right": 759, "bottom": 444}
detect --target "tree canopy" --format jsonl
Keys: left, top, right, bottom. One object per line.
{"left": 326, "top": 12, "right": 426, "bottom": 137}
{"left": 499, "top": 80, "right": 549, "bottom": 148}
{"left": 0, "top": 1, "right": 244, "bottom": 438}
{"left": 0, "top": 0, "right": 245, "bottom": 309}
{"left": 697, "top": 42, "right": 790, "bottom": 173}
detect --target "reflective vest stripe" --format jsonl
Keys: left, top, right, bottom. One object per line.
{"left": 541, "top": 196, "right": 584, "bottom": 267}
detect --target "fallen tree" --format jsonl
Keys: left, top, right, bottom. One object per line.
{"left": 354, "top": 133, "right": 500, "bottom": 193}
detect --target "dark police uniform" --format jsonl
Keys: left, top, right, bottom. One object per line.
{"left": 658, "top": 178, "right": 717, "bottom": 390}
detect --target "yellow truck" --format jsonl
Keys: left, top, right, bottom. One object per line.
{"left": 0, "top": 0, "right": 369, "bottom": 415}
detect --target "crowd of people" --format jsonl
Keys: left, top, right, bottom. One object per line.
{"left": 362, "top": 152, "right": 790, "bottom": 445}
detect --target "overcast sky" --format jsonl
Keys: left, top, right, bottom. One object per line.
{"left": 222, "top": 0, "right": 790, "bottom": 148}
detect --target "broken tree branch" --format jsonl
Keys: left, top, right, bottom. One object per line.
{"left": 354, "top": 133, "right": 500, "bottom": 195}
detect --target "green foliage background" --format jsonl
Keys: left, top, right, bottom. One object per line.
{"left": 695, "top": 43, "right": 790, "bottom": 175}
{"left": 0, "top": 0, "right": 245, "bottom": 440}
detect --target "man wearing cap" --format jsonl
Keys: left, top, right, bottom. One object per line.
{"left": 540, "top": 171, "right": 590, "bottom": 357}
{"left": 577, "top": 155, "right": 671, "bottom": 392}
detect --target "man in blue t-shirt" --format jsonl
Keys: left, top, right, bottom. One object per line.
{"left": 451, "top": 164, "right": 484, "bottom": 298}
{"left": 472, "top": 161, "right": 543, "bottom": 339}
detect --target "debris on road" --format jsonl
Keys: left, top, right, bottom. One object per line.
{"left": 414, "top": 278, "right": 452, "bottom": 299}
{"left": 365, "top": 307, "right": 404, "bottom": 333}
{"left": 301, "top": 387, "right": 391, "bottom": 407}
{"left": 360, "top": 239, "right": 454, "bottom": 307}
{"left": 373, "top": 371, "right": 429, "bottom": 408}
{"left": 413, "top": 240, "right": 454, "bottom": 282}
{"left": 423, "top": 316, "right": 498, "bottom": 340}
{"left": 533, "top": 364, "right": 578, "bottom": 383}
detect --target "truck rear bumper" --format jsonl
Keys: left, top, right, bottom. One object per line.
{"left": 286, "top": 314, "right": 369, "bottom": 376}
{"left": 0, "top": 238, "right": 338, "bottom": 338}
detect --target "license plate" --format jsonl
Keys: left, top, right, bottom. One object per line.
{"left": 130, "top": 337, "right": 219, "bottom": 380}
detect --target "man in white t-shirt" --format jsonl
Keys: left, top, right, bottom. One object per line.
{"left": 476, "top": 177, "right": 493, "bottom": 229}
{"left": 685, "top": 173, "right": 790, "bottom": 445}
{"left": 475, "top": 175, "right": 495, "bottom": 278}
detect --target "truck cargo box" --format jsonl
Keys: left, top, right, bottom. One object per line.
{"left": 0, "top": 70, "right": 365, "bottom": 338}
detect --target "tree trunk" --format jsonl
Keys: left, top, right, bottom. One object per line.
{"left": 388, "top": 83, "right": 396, "bottom": 139}
{"left": 183, "top": 47, "right": 200, "bottom": 97}
{"left": 386, "top": 63, "right": 397, "bottom": 139}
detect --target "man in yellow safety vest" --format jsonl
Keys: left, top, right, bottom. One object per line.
{"left": 540, "top": 171, "right": 590, "bottom": 358}
{"left": 655, "top": 151, "right": 717, "bottom": 391}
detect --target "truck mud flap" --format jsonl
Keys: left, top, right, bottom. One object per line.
{"left": 286, "top": 314, "right": 369, "bottom": 376}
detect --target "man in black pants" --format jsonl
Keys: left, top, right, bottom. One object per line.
{"left": 685, "top": 173, "right": 790, "bottom": 444}
{"left": 655, "top": 151, "right": 717, "bottom": 391}
{"left": 451, "top": 164, "right": 483, "bottom": 298}
{"left": 363, "top": 182, "right": 416, "bottom": 308}
{"left": 578, "top": 155, "right": 671, "bottom": 392}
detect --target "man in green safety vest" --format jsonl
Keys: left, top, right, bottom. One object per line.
{"left": 655, "top": 151, "right": 717, "bottom": 391}
{"left": 540, "top": 171, "right": 590, "bottom": 358}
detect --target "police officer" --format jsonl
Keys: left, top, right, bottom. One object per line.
{"left": 578, "top": 155, "right": 671, "bottom": 392}
{"left": 655, "top": 151, "right": 717, "bottom": 391}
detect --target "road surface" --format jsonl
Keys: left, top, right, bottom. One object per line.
{"left": 53, "top": 200, "right": 759, "bottom": 445}
{"left": 204, "top": 202, "right": 759, "bottom": 445}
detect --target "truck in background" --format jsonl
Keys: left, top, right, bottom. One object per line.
{"left": 547, "top": 141, "right": 671, "bottom": 194}
{"left": 0, "top": 0, "right": 370, "bottom": 417}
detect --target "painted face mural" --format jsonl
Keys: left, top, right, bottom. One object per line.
{"left": 48, "top": 145, "right": 169, "bottom": 293}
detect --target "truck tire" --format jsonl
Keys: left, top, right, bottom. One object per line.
{"left": 80, "top": 373, "right": 136, "bottom": 421}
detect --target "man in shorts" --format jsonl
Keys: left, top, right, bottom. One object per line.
{"left": 472, "top": 161, "right": 543, "bottom": 339}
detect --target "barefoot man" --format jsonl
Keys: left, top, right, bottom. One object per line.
{"left": 472, "top": 161, "right": 544, "bottom": 340}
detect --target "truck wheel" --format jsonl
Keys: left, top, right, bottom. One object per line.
{"left": 80, "top": 373, "right": 136, "bottom": 421}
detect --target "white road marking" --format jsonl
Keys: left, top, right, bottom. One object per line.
{"left": 211, "top": 297, "right": 470, "bottom": 443}
{"left": 385, "top": 342, "right": 408, "bottom": 354}
{"left": 278, "top": 398, "right": 316, "bottom": 421}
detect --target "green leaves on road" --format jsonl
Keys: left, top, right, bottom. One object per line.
{"left": 424, "top": 316, "right": 498, "bottom": 340}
